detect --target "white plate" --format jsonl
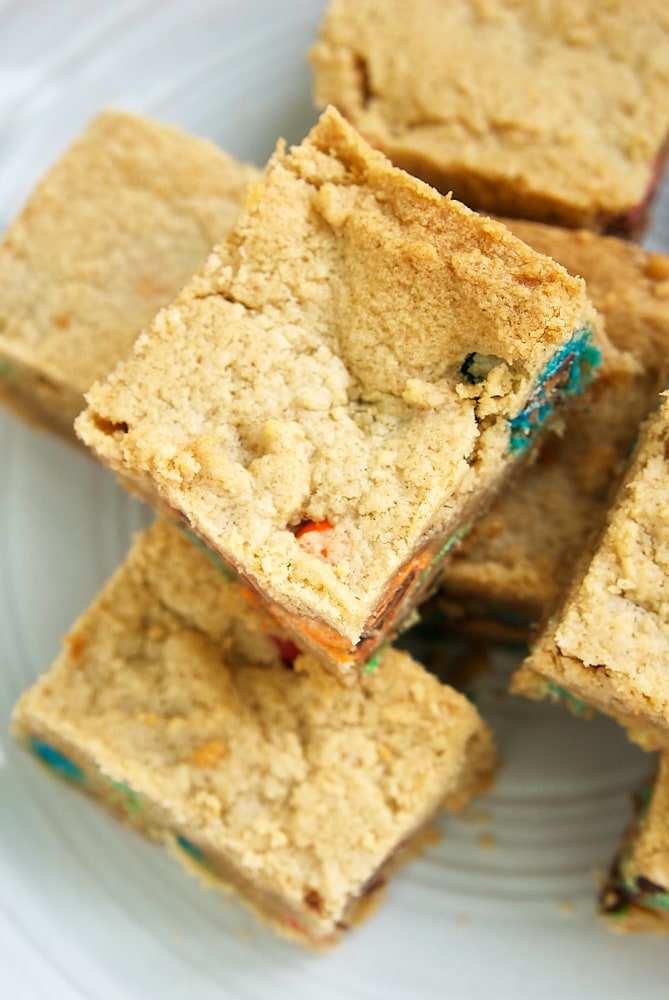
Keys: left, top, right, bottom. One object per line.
{"left": 1, "top": 3, "right": 669, "bottom": 997}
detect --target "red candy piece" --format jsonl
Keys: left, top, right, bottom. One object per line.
{"left": 270, "top": 635, "right": 300, "bottom": 666}
{"left": 295, "top": 519, "right": 333, "bottom": 537}
{"left": 295, "top": 519, "right": 334, "bottom": 560}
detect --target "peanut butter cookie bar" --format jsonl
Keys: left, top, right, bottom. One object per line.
{"left": 311, "top": 0, "right": 669, "bottom": 236}
{"left": 515, "top": 393, "right": 669, "bottom": 749}
{"left": 76, "top": 107, "right": 600, "bottom": 678}
{"left": 0, "top": 110, "right": 259, "bottom": 440}
{"left": 12, "top": 520, "right": 496, "bottom": 948}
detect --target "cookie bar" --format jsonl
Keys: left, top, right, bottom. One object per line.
{"left": 11, "top": 520, "right": 496, "bottom": 949}
{"left": 601, "top": 755, "right": 669, "bottom": 932}
{"left": 75, "top": 106, "right": 600, "bottom": 679}
{"left": 0, "top": 110, "right": 259, "bottom": 440}
{"left": 437, "top": 223, "right": 669, "bottom": 641}
{"left": 514, "top": 392, "right": 669, "bottom": 750}
{"left": 311, "top": 0, "right": 669, "bottom": 236}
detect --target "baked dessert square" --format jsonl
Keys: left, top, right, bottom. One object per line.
{"left": 311, "top": 0, "right": 669, "bottom": 236}
{"left": 514, "top": 392, "right": 669, "bottom": 749}
{"left": 75, "top": 106, "right": 600, "bottom": 678}
{"left": 436, "top": 223, "right": 669, "bottom": 641}
{"left": 0, "top": 110, "right": 259, "bottom": 440}
{"left": 601, "top": 754, "right": 669, "bottom": 933}
{"left": 11, "top": 519, "right": 496, "bottom": 949}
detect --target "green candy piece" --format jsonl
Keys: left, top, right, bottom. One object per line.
{"left": 362, "top": 653, "right": 382, "bottom": 676}
{"left": 544, "top": 682, "right": 595, "bottom": 719}
{"left": 637, "top": 889, "right": 669, "bottom": 912}
{"left": 178, "top": 526, "right": 237, "bottom": 581}
{"left": 103, "top": 776, "right": 144, "bottom": 815}
{"left": 602, "top": 899, "right": 630, "bottom": 920}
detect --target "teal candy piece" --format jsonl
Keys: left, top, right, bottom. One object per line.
{"left": 30, "top": 736, "right": 84, "bottom": 783}
{"left": 634, "top": 888, "right": 669, "bottom": 912}
{"left": 509, "top": 327, "right": 601, "bottom": 453}
{"left": 175, "top": 834, "right": 208, "bottom": 864}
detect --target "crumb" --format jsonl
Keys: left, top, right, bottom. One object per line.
{"left": 559, "top": 900, "right": 574, "bottom": 916}
{"left": 478, "top": 833, "right": 497, "bottom": 851}
{"left": 63, "top": 632, "right": 86, "bottom": 660}
{"left": 456, "top": 914, "right": 470, "bottom": 927}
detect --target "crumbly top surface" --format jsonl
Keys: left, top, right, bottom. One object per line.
{"left": 14, "top": 519, "right": 491, "bottom": 925}
{"left": 76, "top": 107, "right": 595, "bottom": 639}
{"left": 441, "top": 221, "right": 669, "bottom": 614}
{"left": 550, "top": 394, "right": 669, "bottom": 705}
{"left": 311, "top": 0, "right": 669, "bottom": 219}
{"left": 498, "top": 221, "right": 669, "bottom": 368}
{"left": 0, "top": 110, "right": 259, "bottom": 391}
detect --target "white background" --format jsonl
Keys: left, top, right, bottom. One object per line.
{"left": 1, "top": 2, "right": 668, "bottom": 997}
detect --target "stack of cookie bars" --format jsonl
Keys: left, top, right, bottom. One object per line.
{"left": 312, "top": 0, "right": 669, "bottom": 930}
{"left": 3, "top": 0, "right": 669, "bottom": 945}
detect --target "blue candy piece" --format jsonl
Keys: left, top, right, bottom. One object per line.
{"left": 30, "top": 736, "right": 84, "bottom": 782}
{"left": 175, "top": 834, "right": 207, "bottom": 864}
{"left": 509, "top": 327, "right": 601, "bottom": 453}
